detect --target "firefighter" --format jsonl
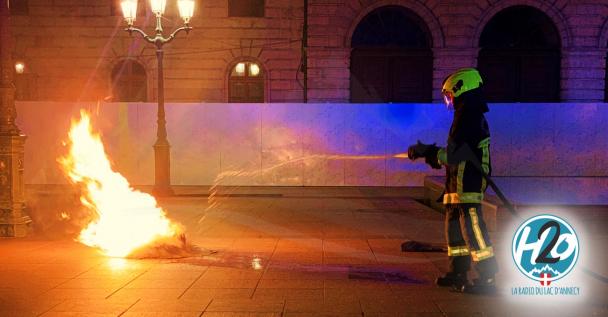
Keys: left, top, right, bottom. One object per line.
{"left": 407, "top": 68, "right": 498, "bottom": 294}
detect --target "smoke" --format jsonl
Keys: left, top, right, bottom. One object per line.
{"left": 25, "top": 185, "right": 209, "bottom": 258}
{"left": 25, "top": 185, "right": 94, "bottom": 239}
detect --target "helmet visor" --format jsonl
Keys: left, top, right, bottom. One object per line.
{"left": 442, "top": 91, "right": 454, "bottom": 110}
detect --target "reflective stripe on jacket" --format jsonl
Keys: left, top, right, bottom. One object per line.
{"left": 437, "top": 138, "right": 490, "bottom": 204}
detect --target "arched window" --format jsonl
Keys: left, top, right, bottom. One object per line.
{"left": 350, "top": 6, "right": 433, "bottom": 103}
{"left": 478, "top": 6, "right": 561, "bottom": 102}
{"left": 228, "top": 61, "right": 264, "bottom": 103}
{"left": 111, "top": 60, "right": 147, "bottom": 102}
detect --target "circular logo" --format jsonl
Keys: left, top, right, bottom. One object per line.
{"left": 512, "top": 214, "right": 579, "bottom": 284}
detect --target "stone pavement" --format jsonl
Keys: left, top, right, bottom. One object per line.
{"left": 1, "top": 186, "right": 607, "bottom": 316}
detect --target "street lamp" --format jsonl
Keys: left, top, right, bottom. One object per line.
{"left": 14, "top": 62, "right": 25, "bottom": 74}
{"left": 120, "top": 0, "right": 195, "bottom": 196}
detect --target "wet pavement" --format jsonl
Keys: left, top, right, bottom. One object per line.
{"left": 1, "top": 186, "right": 607, "bottom": 316}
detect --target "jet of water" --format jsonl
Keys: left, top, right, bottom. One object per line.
{"left": 215, "top": 152, "right": 409, "bottom": 180}
{"left": 197, "top": 151, "right": 409, "bottom": 227}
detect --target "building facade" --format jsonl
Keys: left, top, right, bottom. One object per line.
{"left": 9, "top": 0, "right": 608, "bottom": 103}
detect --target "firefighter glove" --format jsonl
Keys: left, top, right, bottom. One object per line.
{"left": 407, "top": 141, "right": 442, "bottom": 169}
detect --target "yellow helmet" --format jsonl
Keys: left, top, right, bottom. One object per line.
{"left": 441, "top": 68, "right": 483, "bottom": 98}
{"left": 441, "top": 68, "right": 483, "bottom": 110}
{"left": 442, "top": 68, "right": 483, "bottom": 98}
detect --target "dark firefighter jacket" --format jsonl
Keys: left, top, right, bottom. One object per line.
{"left": 436, "top": 88, "right": 491, "bottom": 204}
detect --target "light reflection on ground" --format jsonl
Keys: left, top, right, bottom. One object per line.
{"left": 2, "top": 186, "right": 605, "bottom": 315}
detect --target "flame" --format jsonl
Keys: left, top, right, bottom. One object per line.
{"left": 59, "top": 110, "right": 179, "bottom": 258}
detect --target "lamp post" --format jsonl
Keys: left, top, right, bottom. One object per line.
{"left": 120, "top": 0, "right": 194, "bottom": 196}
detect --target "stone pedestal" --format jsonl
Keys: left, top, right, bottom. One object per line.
{"left": 153, "top": 141, "right": 174, "bottom": 197}
{"left": 0, "top": 0, "right": 29, "bottom": 237}
{"left": 0, "top": 135, "right": 30, "bottom": 237}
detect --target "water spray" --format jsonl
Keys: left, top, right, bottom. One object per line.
{"left": 392, "top": 152, "right": 409, "bottom": 159}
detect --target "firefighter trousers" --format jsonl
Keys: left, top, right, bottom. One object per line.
{"left": 445, "top": 203, "right": 498, "bottom": 277}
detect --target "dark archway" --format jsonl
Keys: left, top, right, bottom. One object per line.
{"left": 350, "top": 5, "right": 433, "bottom": 103}
{"left": 478, "top": 6, "right": 561, "bottom": 102}
{"left": 111, "top": 60, "right": 147, "bottom": 102}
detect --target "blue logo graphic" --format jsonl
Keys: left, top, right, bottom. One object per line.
{"left": 512, "top": 214, "right": 579, "bottom": 284}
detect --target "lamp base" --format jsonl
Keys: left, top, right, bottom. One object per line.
{"left": 0, "top": 215, "right": 32, "bottom": 237}
{"left": 153, "top": 140, "right": 172, "bottom": 197}
{"left": 153, "top": 185, "right": 174, "bottom": 197}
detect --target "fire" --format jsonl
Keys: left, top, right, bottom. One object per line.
{"left": 59, "top": 110, "right": 179, "bottom": 257}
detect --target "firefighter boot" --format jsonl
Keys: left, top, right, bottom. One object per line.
{"left": 460, "top": 276, "right": 496, "bottom": 294}
{"left": 460, "top": 257, "right": 498, "bottom": 294}
{"left": 436, "top": 256, "right": 469, "bottom": 288}
{"left": 435, "top": 272, "right": 467, "bottom": 288}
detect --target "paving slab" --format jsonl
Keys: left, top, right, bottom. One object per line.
{"left": 0, "top": 186, "right": 606, "bottom": 316}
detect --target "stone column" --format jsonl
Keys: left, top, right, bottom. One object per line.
{"left": 560, "top": 48, "right": 607, "bottom": 102}
{"left": 0, "top": 0, "right": 30, "bottom": 237}
{"left": 307, "top": 48, "right": 351, "bottom": 102}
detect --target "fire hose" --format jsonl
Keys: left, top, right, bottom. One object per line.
{"left": 401, "top": 143, "right": 608, "bottom": 284}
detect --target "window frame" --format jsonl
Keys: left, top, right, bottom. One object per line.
{"left": 477, "top": 5, "right": 561, "bottom": 103}
{"left": 228, "top": 61, "right": 265, "bottom": 103}
{"left": 349, "top": 5, "right": 433, "bottom": 103}
{"left": 110, "top": 59, "right": 148, "bottom": 102}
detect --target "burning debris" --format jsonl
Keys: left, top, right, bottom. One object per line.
{"left": 59, "top": 110, "right": 194, "bottom": 258}
{"left": 128, "top": 233, "right": 204, "bottom": 259}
